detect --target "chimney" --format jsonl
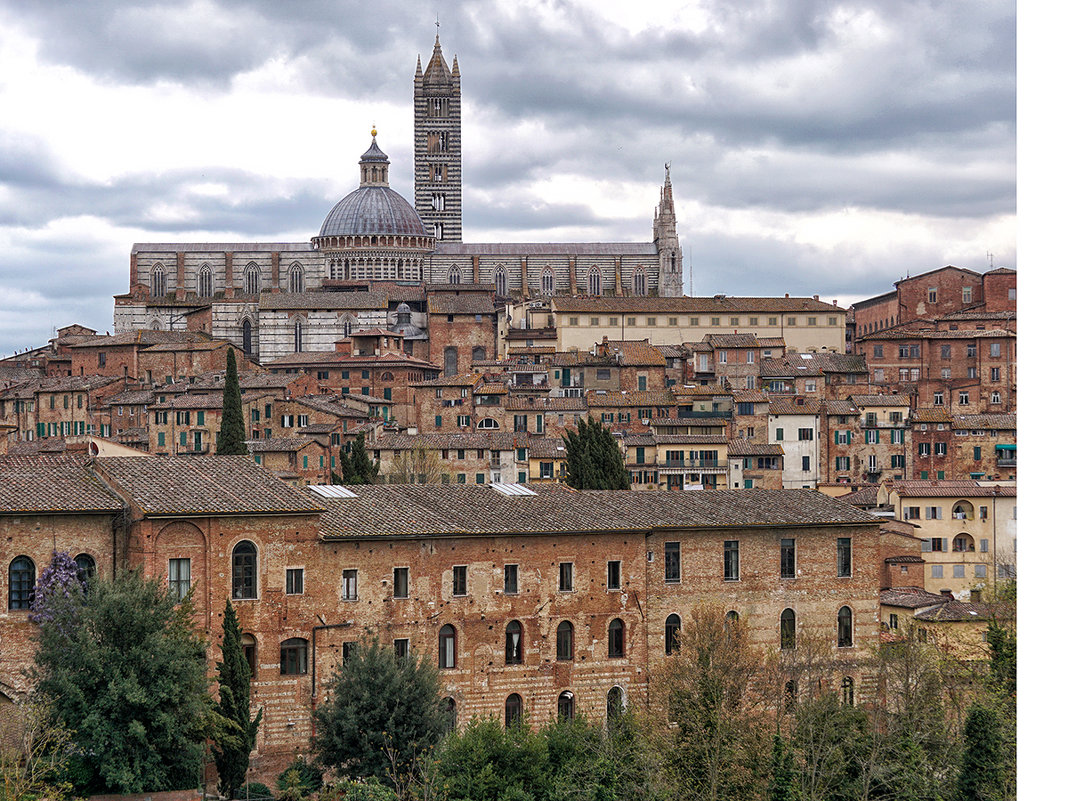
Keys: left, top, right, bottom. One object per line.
{"left": 784, "top": 293, "right": 789, "bottom": 298}
{"left": 940, "top": 589, "right": 953, "bottom": 598}
{"left": 813, "top": 294, "right": 819, "bottom": 301}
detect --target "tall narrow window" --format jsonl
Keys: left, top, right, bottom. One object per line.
{"left": 242, "top": 319, "right": 253, "bottom": 355}
{"left": 244, "top": 264, "right": 260, "bottom": 295}
{"left": 633, "top": 268, "right": 647, "bottom": 296}
{"left": 784, "top": 680, "right": 797, "bottom": 711}
{"left": 495, "top": 265, "right": 507, "bottom": 297}
{"left": 559, "top": 562, "right": 573, "bottom": 592}
{"left": 842, "top": 676, "right": 855, "bottom": 706}
{"left": 447, "top": 265, "right": 462, "bottom": 285}
{"left": 169, "top": 558, "right": 191, "bottom": 600}
{"left": 664, "top": 542, "right": 681, "bottom": 582}
{"left": 837, "top": 537, "right": 852, "bottom": 577}
{"left": 665, "top": 614, "right": 681, "bottom": 654}
{"left": 607, "top": 560, "right": 621, "bottom": 590}
{"left": 541, "top": 269, "right": 554, "bottom": 296}
{"left": 294, "top": 320, "right": 304, "bottom": 352}
{"left": 558, "top": 691, "right": 575, "bottom": 720}
{"left": 504, "top": 564, "right": 518, "bottom": 594}
{"left": 8, "top": 556, "right": 35, "bottom": 610}
{"left": 443, "top": 697, "right": 458, "bottom": 731}
{"left": 505, "top": 620, "right": 523, "bottom": 664}
{"left": 452, "top": 565, "right": 467, "bottom": 596}
{"left": 74, "top": 553, "right": 96, "bottom": 584}
{"left": 780, "top": 538, "right": 796, "bottom": 579}
{"left": 588, "top": 268, "right": 602, "bottom": 296}
{"left": 556, "top": 621, "right": 574, "bottom": 660}
{"left": 724, "top": 540, "right": 740, "bottom": 581}
{"left": 780, "top": 608, "right": 796, "bottom": 650}
{"left": 198, "top": 265, "right": 213, "bottom": 297}
{"left": 289, "top": 264, "right": 304, "bottom": 293}
{"left": 838, "top": 606, "right": 853, "bottom": 648}
{"left": 505, "top": 693, "right": 523, "bottom": 727}
{"left": 342, "top": 569, "right": 358, "bottom": 600}
{"left": 393, "top": 567, "right": 409, "bottom": 599}
{"left": 232, "top": 541, "right": 257, "bottom": 599}
{"left": 439, "top": 624, "right": 456, "bottom": 669}
{"left": 151, "top": 264, "right": 166, "bottom": 298}
{"left": 608, "top": 618, "right": 625, "bottom": 658}
{"left": 607, "top": 686, "right": 625, "bottom": 722}
{"left": 285, "top": 568, "right": 304, "bottom": 595}
{"left": 443, "top": 347, "right": 458, "bottom": 377}
{"left": 242, "top": 634, "right": 257, "bottom": 678}
{"left": 280, "top": 638, "right": 308, "bottom": 675}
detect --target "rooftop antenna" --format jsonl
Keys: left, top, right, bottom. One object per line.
{"left": 987, "top": 251, "right": 994, "bottom": 269}
{"left": 689, "top": 244, "right": 693, "bottom": 296}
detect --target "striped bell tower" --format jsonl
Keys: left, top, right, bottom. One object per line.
{"left": 414, "top": 34, "right": 462, "bottom": 242}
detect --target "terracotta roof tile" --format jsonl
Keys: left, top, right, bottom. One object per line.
{"left": 0, "top": 456, "right": 124, "bottom": 513}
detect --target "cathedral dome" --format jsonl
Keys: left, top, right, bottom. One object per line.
{"left": 318, "top": 186, "right": 429, "bottom": 238}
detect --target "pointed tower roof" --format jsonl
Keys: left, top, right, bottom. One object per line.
{"left": 360, "top": 130, "right": 390, "bottom": 165}
{"left": 414, "top": 54, "right": 423, "bottom": 77}
{"left": 423, "top": 34, "right": 452, "bottom": 85}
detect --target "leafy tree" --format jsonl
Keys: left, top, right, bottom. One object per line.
{"left": 956, "top": 704, "right": 1004, "bottom": 801}
{"left": 986, "top": 621, "right": 1015, "bottom": 698}
{"left": 791, "top": 693, "right": 873, "bottom": 801}
{"left": 0, "top": 696, "right": 75, "bottom": 801}
{"left": 31, "top": 569, "right": 210, "bottom": 795}
{"left": 218, "top": 348, "right": 248, "bottom": 455}
{"left": 386, "top": 445, "right": 445, "bottom": 484}
{"left": 276, "top": 757, "right": 323, "bottom": 801}
{"left": 434, "top": 717, "right": 548, "bottom": 801}
{"left": 649, "top": 605, "right": 772, "bottom": 801}
{"left": 313, "top": 639, "right": 448, "bottom": 793}
{"left": 563, "top": 417, "right": 629, "bottom": 490}
{"left": 213, "top": 600, "right": 263, "bottom": 799}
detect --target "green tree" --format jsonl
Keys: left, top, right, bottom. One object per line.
{"left": 434, "top": 716, "right": 548, "bottom": 801}
{"left": 563, "top": 417, "right": 629, "bottom": 490}
{"left": 313, "top": 639, "right": 448, "bottom": 794}
{"left": 956, "top": 704, "right": 1004, "bottom": 801}
{"left": 986, "top": 621, "right": 1015, "bottom": 698}
{"left": 348, "top": 433, "right": 379, "bottom": 484}
{"left": 791, "top": 693, "right": 874, "bottom": 801}
{"left": 768, "top": 734, "right": 799, "bottom": 801}
{"left": 212, "top": 600, "right": 263, "bottom": 799}
{"left": 31, "top": 569, "right": 210, "bottom": 795}
{"left": 218, "top": 348, "right": 248, "bottom": 455}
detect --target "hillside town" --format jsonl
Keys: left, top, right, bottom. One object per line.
{"left": 0, "top": 26, "right": 1016, "bottom": 801}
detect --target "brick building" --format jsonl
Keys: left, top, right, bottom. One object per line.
{"left": 3, "top": 455, "right": 883, "bottom": 781}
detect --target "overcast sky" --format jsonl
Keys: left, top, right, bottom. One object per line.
{"left": 0, "top": 0, "right": 1016, "bottom": 356}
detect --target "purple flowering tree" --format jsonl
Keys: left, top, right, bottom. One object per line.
{"left": 29, "top": 551, "right": 85, "bottom": 625}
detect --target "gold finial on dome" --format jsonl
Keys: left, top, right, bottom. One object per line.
{"left": 371, "top": 124, "right": 377, "bottom": 138}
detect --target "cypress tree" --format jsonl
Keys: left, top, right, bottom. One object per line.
{"left": 217, "top": 348, "right": 248, "bottom": 455}
{"left": 769, "top": 733, "right": 799, "bottom": 801}
{"left": 563, "top": 417, "right": 628, "bottom": 490}
{"left": 212, "top": 600, "right": 263, "bottom": 799}
{"left": 350, "top": 432, "right": 379, "bottom": 484}
{"left": 957, "top": 703, "right": 1004, "bottom": 801}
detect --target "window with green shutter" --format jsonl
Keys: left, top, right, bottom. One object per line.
{"left": 158, "top": 432, "right": 165, "bottom": 447}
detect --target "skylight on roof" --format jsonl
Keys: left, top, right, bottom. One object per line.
{"left": 308, "top": 485, "right": 357, "bottom": 498}
{"left": 491, "top": 483, "right": 537, "bottom": 496}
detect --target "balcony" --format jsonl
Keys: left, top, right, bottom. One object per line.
{"left": 678, "top": 409, "right": 732, "bottom": 419}
{"left": 996, "top": 457, "right": 1016, "bottom": 468}
{"left": 659, "top": 458, "right": 727, "bottom": 473}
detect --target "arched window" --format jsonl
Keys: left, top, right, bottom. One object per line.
{"left": 289, "top": 263, "right": 304, "bottom": 293}
{"left": 74, "top": 553, "right": 96, "bottom": 584}
{"left": 665, "top": 614, "right": 681, "bottom": 655}
{"left": 472, "top": 346, "right": 486, "bottom": 363}
{"left": 837, "top": 606, "right": 853, "bottom": 648}
{"left": 8, "top": 556, "right": 35, "bottom": 610}
{"left": 608, "top": 618, "right": 625, "bottom": 658}
{"left": 294, "top": 320, "right": 304, "bottom": 353}
{"left": 541, "top": 269, "right": 554, "bottom": 296}
{"left": 558, "top": 691, "right": 575, "bottom": 720}
{"left": 842, "top": 676, "right": 855, "bottom": 706}
{"left": 341, "top": 315, "right": 355, "bottom": 338}
{"left": 439, "top": 624, "right": 456, "bottom": 669}
{"left": 495, "top": 265, "right": 508, "bottom": 297}
{"left": 505, "top": 693, "right": 523, "bottom": 727}
{"left": 242, "top": 319, "right": 253, "bottom": 355}
{"left": 232, "top": 541, "right": 257, "bottom": 599}
{"left": 448, "top": 265, "right": 462, "bottom": 285}
{"left": 242, "top": 633, "right": 257, "bottom": 678}
{"left": 244, "top": 264, "right": 260, "bottom": 295}
{"left": 443, "top": 347, "right": 458, "bottom": 377}
{"left": 477, "top": 418, "right": 500, "bottom": 430}
{"left": 505, "top": 620, "right": 523, "bottom": 664}
{"left": 280, "top": 637, "right": 308, "bottom": 675}
{"left": 587, "top": 268, "right": 602, "bottom": 296}
{"left": 198, "top": 265, "right": 213, "bottom": 297}
{"left": 780, "top": 608, "right": 796, "bottom": 650}
{"left": 784, "top": 680, "right": 797, "bottom": 711}
{"left": 556, "top": 621, "right": 574, "bottom": 660}
{"left": 443, "top": 697, "right": 458, "bottom": 731}
{"left": 633, "top": 268, "right": 647, "bottom": 296}
{"left": 607, "top": 686, "right": 625, "bottom": 722}
{"left": 151, "top": 264, "right": 166, "bottom": 298}
{"left": 725, "top": 610, "right": 740, "bottom": 641}
{"left": 953, "top": 533, "right": 975, "bottom": 552}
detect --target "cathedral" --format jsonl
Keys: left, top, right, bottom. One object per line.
{"left": 113, "top": 36, "right": 684, "bottom": 362}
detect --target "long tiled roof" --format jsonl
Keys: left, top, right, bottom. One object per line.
{"left": 888, "top": 480, "right": 1017, "bottom": 498}
{"left": 768, "top": 397, "right": 821, "bottom": 415}
{"left": 953, "top": 414, "right": 1016, "bottom": 430}
{"left": 373, "top": 432, "right": 531, "bottom": 451}
{"left": 95, "top": 456, "right": 325, "bottom": 516}
{"left": 915, "top": 599, "right": 992, "bottom": 621}
{"left": 586, "top": 390, "right": 676, "bottom": 407}
{"left": 849, "top": 394, "right": 911, "bottom": 407}
{"left": 433, "top": 242, "right": 658, "bottom": 256}
{"left": 427, "top": 294, "right": 497, "bottom": 315}
{"left": 880, "top": 586, "right": 946, "bottom": 609}
{"left": 0, "top": 456, "right": 124, "bottom": 513}
{"left": 246, "top": 437, "right": 318, "bottom": 453}
{"left": 727, "top": 440, "right": 784, "bottom": 456}
{"left": 553, "top": 296, "right": 840, "bottom": 314}
{"left": 599, "top": 340, "right": 667, "bottom": 366}
{"left": 316, "top": 485, "right": 878, "bottom": 539}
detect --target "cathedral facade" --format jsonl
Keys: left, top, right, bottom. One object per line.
{"left": 113, "top": 36, "right": 683, "bottom": 362}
